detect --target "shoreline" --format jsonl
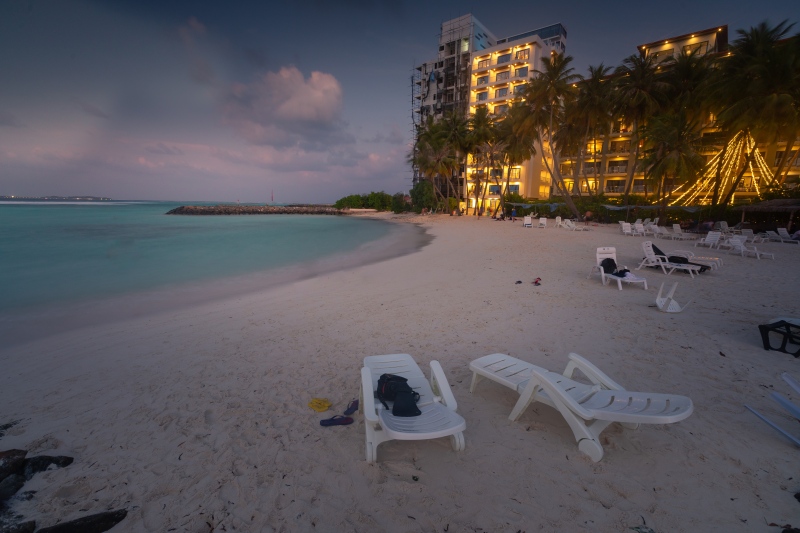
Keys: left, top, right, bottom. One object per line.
{"left": 0, "top": 214, "right": 431, "bottom": 349}
{"left": 2, "top": 215, "right": 799, "bottom": 531}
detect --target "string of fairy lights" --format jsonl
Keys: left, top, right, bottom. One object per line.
{"left": 667, "top": 130, "right": 776, "bottom": 205}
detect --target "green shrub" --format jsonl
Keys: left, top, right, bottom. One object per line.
{"left": 410, "top": 181, "right": 435, "bottom": 212}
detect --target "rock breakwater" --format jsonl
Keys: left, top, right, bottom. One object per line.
{"left": 166, "top": 205, "right": 343, "bottom": 215}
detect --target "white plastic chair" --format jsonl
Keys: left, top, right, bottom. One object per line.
{"left": 588, "top": 247, "right": 647, "bottom": 290}
{"left": 726, "top": 237, "right": 775, "bottom": 259}
{"left": 555, "top": 216, "right": 565, "bottom": 228}
{"left": 621, "top": 222, "right": 636, "bottom": 236}
{"left": 564, "top": 219, "right": 590, "bottom": 231}
{"left": 523, "top": 216, "right": 532, "bottom": 228}
{"left": 777, "top": 228, "right": 800, "bottom": 244}
{"left": 469, "top": 353, "right": 693, "bottom": 462}
{"left": 655, "top": 282, "right": 691, "bottom": 312}
{"left": 635, "top": 223, "right": 653, "bottom": 236}
{"left": 537, "top": 217, "right": 547, "bottom": 228}
{"left": 636, "top": 241, "right": 701, "bottom": 277}
{"left": 695, "top": 231, "right": 721, "bottom": 248}
{"left": 361, "top": 354, "right": 466, "bottom": 463}
{"left": 671, "top": 224, "right": 696, "bottom": 240}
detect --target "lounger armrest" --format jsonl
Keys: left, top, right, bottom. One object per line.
{"left": 429, "top": 360, "right": 458, "bottom": 411}
{"left": 360, "top": 367, "right": 380, "bottom": 423}
{"left": 527, "top": 366, "right": 595, "bottom": 420}
{"left": 563, "top": 353, "right": 624, "bottom": 391}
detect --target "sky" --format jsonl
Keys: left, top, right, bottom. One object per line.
{"left": 0, "top": 0, "right": 795, "bottom": 203}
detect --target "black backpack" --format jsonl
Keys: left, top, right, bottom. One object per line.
{"left": 600, "top": 257, "right": 617, "bottom": 274}
{"left": 376, "top": 374, "right": 421, "bottom": 417}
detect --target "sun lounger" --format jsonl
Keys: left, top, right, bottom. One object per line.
{"left": 523, "top": 216, "right": 532, "bottom": 228}
{"left": 537, "top": 217, "right": 547, "bottom": 228}
{"left": 564, "top": 219, "right": 590, "bottom": 231}
{"left": 469, "top": 352, "right": 693, "bottom": 461}
{"left": 361, "top": 354, "right": 466, "bottom": 462}
{"left": 758, "top": 319, "right": 800, "bottom": 356}
{"left": 588, "top": 247, "right": 647, "bottom": 290}
{"left": 777, "top": 228, "right": 800, "bottom": 244}
{"left": 726, "top": 237, "right": 774, "bottom": 259}
{"left": 636, "top": 241, "right": 702, "bottom": 277}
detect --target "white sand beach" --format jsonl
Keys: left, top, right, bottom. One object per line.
{"left": 2, "top": 215, "right": 799, "bottom": 532}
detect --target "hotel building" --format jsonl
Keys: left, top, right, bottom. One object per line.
{"left": 412, "top": 15, "right": 567, "bottom": 211}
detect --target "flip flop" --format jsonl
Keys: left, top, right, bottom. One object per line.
{"left": 308, "top": 398, "right": 332, "bottom": 412}
{"left": 343, "top": 399, "right": 359, "bottom": 416}
{"left": 320, "top": 415, "right": 354, "bottom": 427}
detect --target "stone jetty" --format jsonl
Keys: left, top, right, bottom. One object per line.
{"left": 166, "top": 205, "right": 343, "bottom": 215}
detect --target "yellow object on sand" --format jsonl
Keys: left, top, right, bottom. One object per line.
{"left": 308, "top": 398, "right": 332, "bottom": 412}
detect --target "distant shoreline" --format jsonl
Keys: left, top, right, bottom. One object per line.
{"left": 166, "top": 205, "right": 343, "bottom": 215}
{"left": 0, "top": 195, "right": 113, "bottom": 201}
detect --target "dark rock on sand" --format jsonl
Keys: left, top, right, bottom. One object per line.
{"left": 0, "top": 519, "right": 36, "bottom": 533}
{"left": 0, "top": 475, "right": 25, "bottom": 504}
{"left": 21, "top": 457, "right": 73, "bottom": 481}
{"left": 0, "top": 451, "right": 26, "bottom": 484}
{"left": 35, "top": 509, "right": 127, "bottom": 533}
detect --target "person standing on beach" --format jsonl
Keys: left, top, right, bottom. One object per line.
{"left": 511, "top": 207, "right": 517, "bottom": 222}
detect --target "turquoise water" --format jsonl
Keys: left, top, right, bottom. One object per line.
{"left": 0, "top": 201, "right": 402, "bottom": 314}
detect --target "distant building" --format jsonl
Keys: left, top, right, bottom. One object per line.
{"left": 412, "top": 15, "right": 567, "bottom": 211}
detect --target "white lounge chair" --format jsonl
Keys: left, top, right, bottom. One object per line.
{"left": 740, "top": 229, "right": 765, "bottom": 243}
{"left": 564, "top": 219, "right": 590, "bottom": 231}
{"left": 655, "top": 282, "right": 691, "bottom": 313}
{"left": 694, "top": 231, "right": 721, "bottom": 248}
{"left": 361, "top": 354, "right": 466, "bottom": 463}
{"left": 777, "top": 228, "right": 800, "bottom": 244}
{"left": 670, "top": 249, "right": 723, "bottom": 269}
{"left": 763, "top": 230, "right": 794, "bottom": 244}
{"left": 588, "top": 246, "right": 647, "bottom": 291}
{"left": 621, "top": 222, "right": 637, "bottom": 236}
{"left": 636, "top": 241, "right": 702, "bottom": 277}
{"left": 537, "top": 217, "right": 547, "bottom": 228}
{"left": 726, "top": 236, "right": 774, "bottom": 259}
{"left": 635, "top": 223, "right": 653, "bottom": 236}
{"left": 671, "top": 224, "right": 696, "bottom": 240}
{"left": 555, "top": 215, "right": 566, "bottom": 228}
{"left": 651, "top": 226, "right": 672, "bottom": 240}
{"left": 523, "top": 216, "right": 532, "bottom": 228}
{"left": 469, "top": 352, "right": 694, "bottom": 461}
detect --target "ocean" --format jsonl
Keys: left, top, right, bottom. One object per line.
{"left": 0, "top": 201, "right": 428, "bottom": 345}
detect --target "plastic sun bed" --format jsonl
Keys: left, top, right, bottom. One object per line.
{"left": 468, "top": 352, "right": 693, "bottom": 461}
{"left": 361, "top": 354, "right": 466, "bottom": 463}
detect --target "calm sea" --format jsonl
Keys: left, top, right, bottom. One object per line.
{"left": 0, "top": 201, "right": 427, "bottom": 345}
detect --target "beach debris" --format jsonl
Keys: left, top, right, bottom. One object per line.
{"left": 0, "top": 450, "right": 27, "bottom": 485}
{"left": 515, "top": 280, "right": 522, "bottom": 284}
{"left": 35, "top": 509, "right": 128, "bottom": 533}
{"left": 533, "top": 277, "right": 541, "bottom": 286}
{"left": 343, "top": 399, "right": 359, "bottom": 416}
{"left": 308, "top": 398, "right": 332, "bottom": 412}
{"left": 21, "top": 455, "right": 74, "bottom": 481}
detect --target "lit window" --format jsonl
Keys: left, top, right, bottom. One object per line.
{"left": 477, "top": 75, "right": 488, "bottom": 85}
{"left": 514, "top": 66, "right": 528, "bottom": 78}
{"left": 495, "top": 87, "right": 508, "bottom": 98}
{"left": 496, "top": 71, "right": 510, "bottom": 82}
{"left": 513, "top": 84, "right": 526, "bottom": 94}
{"left": 477, "top": 59, "right": 490, "bottom": 68}
{"left": 514, "top": 49, "right": 530, "bottom": 61}
{"left": 476, "top": 92, "right": 488, "bottom": 101}
{"left": 497, "top": 53, "right": 511, "bottom": 64}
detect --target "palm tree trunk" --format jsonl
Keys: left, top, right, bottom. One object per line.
{"left": 718, "top": 143, "right": 758, "bottom": 210}
{"left": 775, "top": 137, "right": 796, "bottom": 184}
{"left": 623, "top": 119, "right": 640, "bottom": 198}
{"left": 711, "top": 139, "right": 729, "bottom": 207}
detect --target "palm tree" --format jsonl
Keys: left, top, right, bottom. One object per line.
{"left": 613, "top": 54, "right": 669, "bottom": 200}
{"left": 496, "top": 104, "right": 537, "bottom": 215}
{"left": 574, "top": 64, "right": 614, "bottom": 196}
{"left": 711, "top": 20, "right": 799, "bottom": 210}
{"left": 517, "top": 52, "right": 582, "bottom": 218}
{"left": 441, "top": 111, "right": 471, "bottom": 205}
{"left": 468, "top": 107, "right": 496, "bottom": 215}
{"left": 641, "top": 112, "right": 705, "bottom": 222}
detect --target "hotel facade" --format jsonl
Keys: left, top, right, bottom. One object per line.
{"left": 412, "top": 15, "right": 567, "bottom": 212}
{"left": 413, "top": 17, "right": 798, "bottom": 208}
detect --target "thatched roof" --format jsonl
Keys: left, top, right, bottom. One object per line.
{"left": 733, "top": 199, "right": 800, "bottom": 213}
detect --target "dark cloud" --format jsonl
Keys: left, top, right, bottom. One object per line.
{"left": 78, "top": 101, "right": 109, "bottom": 119}
{"left": 145, "top": 142, "right": 183, "bottom": 155}
{"left": 0, "top": 111, "right": 22, "bottom": 127}
{"left": 221, "top": 66, "right": 353, "bottom": 149}
{"left": 365, "top": 126, "right": 405, "bottom": 145}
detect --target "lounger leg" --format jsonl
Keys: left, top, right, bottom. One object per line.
{"left": 451, "top": 432, "right": 465, "bottom": 451}
{"left": 469, "top": 372, "right": 482, "bottom": 393}
{"left": 509, "top": 384, "right": 541, "bottom": 421}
